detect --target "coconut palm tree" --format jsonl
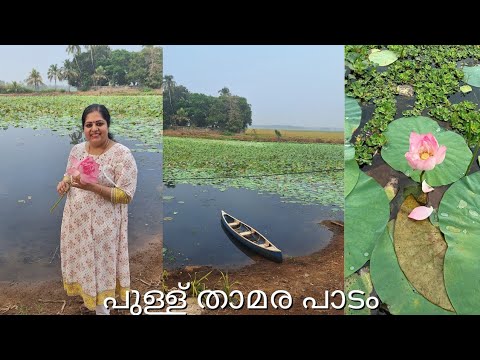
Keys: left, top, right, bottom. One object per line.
{"left": 163, "top": 74, "right": 175, "bottom": 111}
{"left": 66, "top": 45, "right": 81, "bottom": 72}
{"left": 84, "top": 45, "right": 96, "bottom": 72}
{"left": 61, "top": 67, "right": 78, "bottom": 92}
{"left": 25, "top": 69, "right": 44, "bottom": 90}
{"left": 92, "top": 66, "right": 107, "bottom": 87}
{"left": 47, "top": 64, "right": 61, "bottom": 90}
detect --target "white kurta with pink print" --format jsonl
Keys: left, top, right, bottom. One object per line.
{"left": 60, "top": 142, "right": 137, "bottom": 310}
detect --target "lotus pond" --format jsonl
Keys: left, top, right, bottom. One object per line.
{"left": 345, "top": 46, "right": 480, "bottom": 315}
{"left": 163, "top": 136, "right": 343, "bottom": 268}
{"left": 0, "top": 95, "right": 162, "bottom": 281}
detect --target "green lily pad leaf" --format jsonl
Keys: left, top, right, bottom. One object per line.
{"left": 345, "top": 268, "right": 373, "bottom": 315}
{"left": 460, "top": 85, "right": 472, "bottom": 93}
{"left": 368, "top": 50, "right": 398, "bottom": 66}
{"left": 371, "top": 221, "right": 453, "bottom": 315}
{"left": 163, "top": 217, "right": 174, "bottom": 221}
{"left": 439, "top": 171, "right": 480, "bottom": 314}
{"left": 345, "top": 171, "right": 390, "bottom": 276}
{"left": 394, "top": 195, "right": 454, "bottom": 311}
{"left": 382, "top": 117, "right": 471, "bottom": 186}
{"left": 462, "top": 65, "right": 480, "bottom": 87}
{"left": 162, "top": 196, "right": 175, "bottom": 201}
{"left": 345, "top": 144, "right": 359, "bottom": 197}
{"left": 345, "top": 96, "right": 361, "bottom": 142}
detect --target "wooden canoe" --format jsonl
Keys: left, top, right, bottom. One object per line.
{"left": 221, "top": 210, "right": 282, "bottom": 263}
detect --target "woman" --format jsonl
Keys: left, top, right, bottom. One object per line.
{"left": 56, "top": 104, "right": 138, "bottom": 315}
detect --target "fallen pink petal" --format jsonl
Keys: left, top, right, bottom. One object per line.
{"left": 408, "top": 206, "right": 434, "bottom": 220}
{"left": 422, "top": 180, "right": 434, "bottom": 193}
{"left": 405, "top": 132, "right": 447, "bottom": 171}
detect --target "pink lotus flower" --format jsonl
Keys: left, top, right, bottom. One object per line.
{"left": 408, "top": 206, "right": 433, "bottom": 220}
{"left": 405, "top": 132, "right": 447, "bottom": 171}
{"left": 67, "top": 156, "right": 100, "bottom": 184}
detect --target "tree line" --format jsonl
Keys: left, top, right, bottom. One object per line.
{"left": 0, "top": 45, "right": 162, "bottom": 93}
{"left": 163, "top": 75, "right": 252, "bottom": 133}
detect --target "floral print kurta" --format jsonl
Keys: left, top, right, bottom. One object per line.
{"left": 60, "top": 142, "right": 137, "bottom": 310}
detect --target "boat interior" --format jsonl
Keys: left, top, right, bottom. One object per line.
{"left": 225, "top": 214, "right": 271, "bottom": 248}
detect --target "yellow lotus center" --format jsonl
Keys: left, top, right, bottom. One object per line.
{"left": 420, "top": 152, "right": 431, "bottom": 160}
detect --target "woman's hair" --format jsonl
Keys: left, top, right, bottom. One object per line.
{"left": 81, "top": 104, "right": 114, "bottom": 140}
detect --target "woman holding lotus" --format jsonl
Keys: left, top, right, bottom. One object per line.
{"left": 56, "top": 104, "right": 138, "bottom": 315}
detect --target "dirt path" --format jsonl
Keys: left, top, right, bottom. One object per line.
{"left": 165, "top": 220, "right": 344, "bottom": 315}
{"left": 0, "top": 235, "right": 163, "bottom": 315}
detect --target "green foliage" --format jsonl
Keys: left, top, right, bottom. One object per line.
{"left": 439, "top": 171, "right": 480, "bottom": 314}
{"left": 344, "top": 269, "right": 373, "bottom": 315}
{"left": 345, "top": 45, "right": 480, "bottom": 165}
{"left": 0, "top": 95, "right": 162, "bottom": 151}
{"left": 163, "top": 76, "right": 252, "bottom": 133}
{"left": 344, "top": 144, "right": 359, "bottom": 197}
{"left": 164, "top": 136, "right": 343, "bottom": 207}
{"left": 189, "top": 271, "right": 212, "bottom": 298}
{"left": 274, "top": 129, "right": 282, "bottom": 140}
{"left": 345, "top": 171, "right": 390, "bottom": 276}
{"left": 63, "top": 45, "right": 162, "bottom": 89}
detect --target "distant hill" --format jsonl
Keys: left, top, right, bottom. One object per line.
{"left": 251, "top": 124, "right": 343, "bottom": 132}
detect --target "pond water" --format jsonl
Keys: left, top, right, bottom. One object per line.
{"left": 0, "top": 127, "right": 162, "bottom": 281}
{"left": 163, "top": 183, "right": 343, "bottom": 269}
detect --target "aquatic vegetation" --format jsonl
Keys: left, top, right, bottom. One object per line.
{"left": 0, "top": 95, "right": 162, "bottom": 151}
{"left": 164, "top": 137, "right": 343, "bottom": 207}
{"left": 346, "top": 45, "right": 480, "bottom": 314}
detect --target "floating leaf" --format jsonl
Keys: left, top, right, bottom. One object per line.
{"left": 368, "top": 50, "right": 398, "bottom": 66}
{"left": 460, "top": 84, "right": 472, "bottom": 93}
{"left": 163, "top": 217, "right": 173, "bottom": 221}
{"left": 344, "top": 144, "right": 359, "bottom": 197}
{"left": 394, "top": 195, "right": 454, "bottom": 311}
{"left": 439, "top": 171, "right": 480, "bottom": 314}
{"left": 345, "top": 171, "right": 390, "bottom": 276}
{"left": 462, "top": 65, "right": 480, "bottom": 87}
{"left": 382, "top": 117, "right": 471, "bottom": 186}
{"left": 345, "top": 96, "right": 361, "bottom": 142}
{"left": 345, "top": 269, "right": 373, "bottom": 315}
{"left": 162, "top": 196, "right": 175, "bottom": 201}
{"left": 370, "top": 221, "right": 453, "bottom": 315}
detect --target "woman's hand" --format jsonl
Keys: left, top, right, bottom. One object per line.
{"left": 71, "top": 175, "right": 95, "bottom": 192}
{"left": 57, "top": 180, "right": 71, "bottom": 196}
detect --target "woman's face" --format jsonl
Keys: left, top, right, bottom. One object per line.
{"left": 84, "top": 111, "right": 108, "bottom": 146}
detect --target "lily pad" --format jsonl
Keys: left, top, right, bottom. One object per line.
{"left": 345, "top": 96, "right": 361, "bottom": 142}
{"left": 439, "top": 171, "right": 480, "bottom": 314}
{"left": 345, "top": 144, "right": 359, "bottom": 197}
{"left": 345, "top": 268, "right": 373, "bottom": 315}
{"left": 394, "top": 195, "right": 454, "bottom": 311}
{"left": 345, "top": 171, "right": 390, "bottom": 276}
{"left": 462, "top": 65, "right": 480, "bottom": 87}
{"left": 368, "top": 50, "right": 398, "bottom": 66}
{"left": 382, "top": 117, "right": 471, "bottom": 186}
{"left": 370, "top": 221, "right": 453, "bottom": 315}
{"left": 460, "top": 85, "right": 472, "bottom": 94}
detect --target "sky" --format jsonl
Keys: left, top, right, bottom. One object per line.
{"left": 164, "top": 45, "right": 343, "bottom": 129}
{"left": 0, "top": 45, "right": 144, "bottom": 85}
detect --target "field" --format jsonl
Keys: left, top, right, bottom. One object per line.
{"left": 164, "top": 136, "right": 343, "bottom": 207}
{"left": 164, "top": 127, "right": 343, "bottom": 144}
{"left": 0, "top": 95, "right": 163, "bottom": 151}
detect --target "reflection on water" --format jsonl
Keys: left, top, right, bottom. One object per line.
{"left": 163, "top": 184, "right": 343, "bottom": 269}
{"left": 0, "top": 127, "right": 162, "bottom": 281}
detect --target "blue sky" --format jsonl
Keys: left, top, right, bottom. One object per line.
{"left": 164, "top": 45, "right": 344, "bottom": 128}
{"left": 0, "top": 45, "right": 144, "bottom": 85}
